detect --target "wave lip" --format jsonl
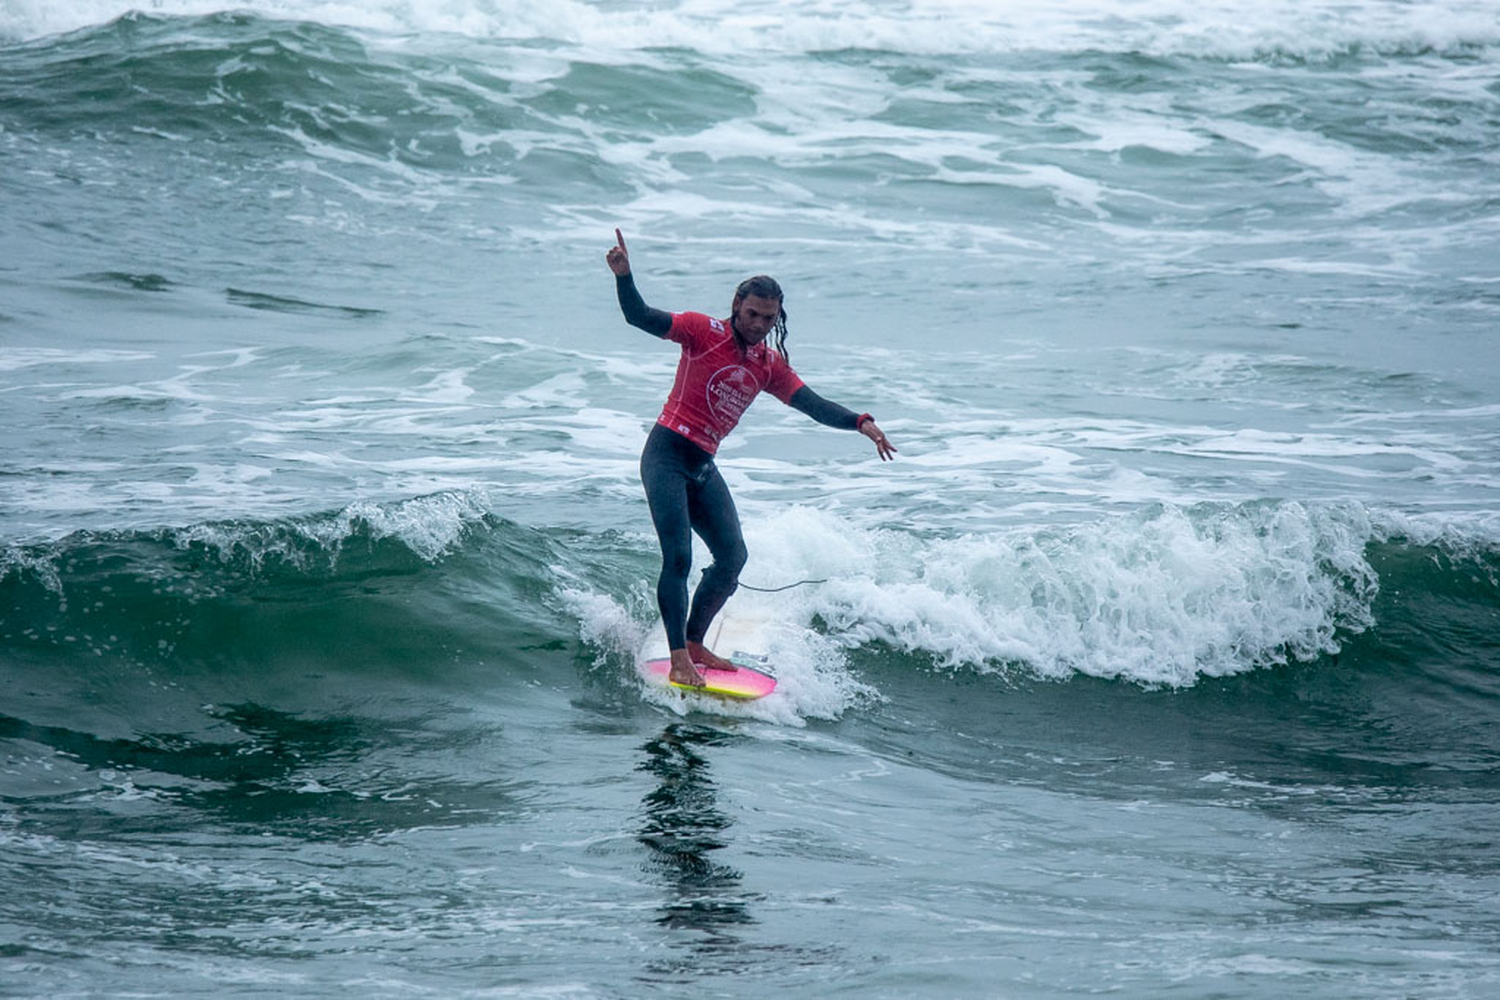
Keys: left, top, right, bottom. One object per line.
{"left": 756, "top": 500, "right": 1458, "bottom": 689}
{"left": 559, "top": 498, "right": 1500, "bottom": 726}
{"left": 0, "top": 490, "right": 504, "bottom": 632}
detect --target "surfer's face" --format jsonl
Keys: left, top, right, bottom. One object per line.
{"left": 732, "top": 293, "right": 781, "bottom": 345}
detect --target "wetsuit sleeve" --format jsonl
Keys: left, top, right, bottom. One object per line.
{"left": 615, "top": 273, "right": 673, "bottom": 338}
{"left": 787, "top": 385, "right": 863, "bottom": 431}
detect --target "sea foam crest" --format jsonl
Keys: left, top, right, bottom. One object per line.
{"left": 5, "top": 0, "right": 1497, "bottom": 60}
{"left": 741, "top": 500, "right": 1384, "bottom": 687}
{"left": 1370, "top": 508, "right": 1500, "bottom": 566}
{"left": 0, "top": 491, "right": 496, "bottom": 600}
{"left": 167, "top": 490, "right": 494, "bottom": 570}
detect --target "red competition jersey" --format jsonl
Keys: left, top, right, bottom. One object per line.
{"left": 656, "top": 311, "right": 805, "bottom": 454}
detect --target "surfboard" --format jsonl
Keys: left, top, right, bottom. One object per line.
{"left": 641, "top": 657, "right": 777, "bottom": 700}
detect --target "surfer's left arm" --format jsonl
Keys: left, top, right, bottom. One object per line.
{"left": 788, "top": 386, "right": 898, "bottom": 461}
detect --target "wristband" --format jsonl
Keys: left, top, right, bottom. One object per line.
{"left": 856, "top": 413, "right": 874, "bottom": 430}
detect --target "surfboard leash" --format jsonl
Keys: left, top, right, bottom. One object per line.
{"left": 736, "top": 578, "right": 828, "bottom": 593}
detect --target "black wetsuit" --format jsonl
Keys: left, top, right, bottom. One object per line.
{"left": 617, "top": 273, "right": 864, "bottom": 652}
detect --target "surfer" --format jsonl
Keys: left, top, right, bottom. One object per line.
{"left": 607, "top": 228, "right": 896, "bottom": 687}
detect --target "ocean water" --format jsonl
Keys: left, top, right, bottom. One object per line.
{"left": 3, "top": 0, "right": 1500, "bottom": 995}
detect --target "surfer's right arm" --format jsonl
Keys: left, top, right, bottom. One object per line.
{"left": 608, "top": 228, "right": 672, "bottom": 338}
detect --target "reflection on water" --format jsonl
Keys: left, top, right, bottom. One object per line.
{"left": 0, "top": 703, "right": 521, "bottom": 841}
{"left": 636, "top": 723, "right": 754, "bottom": 940}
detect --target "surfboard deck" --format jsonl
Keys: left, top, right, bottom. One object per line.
{"left": 641, "top": 657, "right": 777, "bottom": 700}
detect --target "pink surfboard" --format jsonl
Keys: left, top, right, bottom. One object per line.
{"left": 641, "top": 658, "right": 777, "bottom": 700}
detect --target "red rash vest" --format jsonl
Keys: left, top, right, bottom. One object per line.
{"left": 656, "top": 311, "right": 805, "bottom": 454}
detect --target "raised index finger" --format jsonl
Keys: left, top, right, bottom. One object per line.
{"left": 615, "top": 228, "right": 627, "bottom": 252}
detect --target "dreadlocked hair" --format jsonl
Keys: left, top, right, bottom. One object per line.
{"left": 735, "top": 274, "right": 790, "bottom": 362}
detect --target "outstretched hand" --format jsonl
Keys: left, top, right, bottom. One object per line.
{"left": 606, "top": 228, "right": 631, "bottom": 276}
{"left": 861, "top": 419, "right": 897, "bottom": 461}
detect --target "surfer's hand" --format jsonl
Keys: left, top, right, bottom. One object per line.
{"left": 861, "top": 419, "right": 897, "bottom": 461}
{"left": 606, "top": 228, "right": 631, "bottom": 276}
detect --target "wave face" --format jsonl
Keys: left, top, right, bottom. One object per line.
{"left": 6, "top": 494, "right": 1497, "bottom": 703}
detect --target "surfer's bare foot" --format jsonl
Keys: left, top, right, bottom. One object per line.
{"left": 668, "top": 649, "right": 707, "bottom": 687}
{"left": 686, "top": 641, "right": 736, "bottom": 672}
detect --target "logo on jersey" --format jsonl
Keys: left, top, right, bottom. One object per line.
{"left": 705, "top": 365, "right": 759, "bottom": 429}
{"left": 708, "top": 317, "right": 725, "bottom": 333}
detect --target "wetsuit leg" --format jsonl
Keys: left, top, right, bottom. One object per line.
{"left": 683, "top": 463, "right": 747, "bottom": 645}
{"left": 639, "top": 425, "right": 746, "bottom": 651}
{"left": 641, "top": 428, "right": 696, "bottom": 650}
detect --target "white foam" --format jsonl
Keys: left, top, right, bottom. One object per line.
{"left": 1186, "top": 428, "right": 1466, "bottom": 472}
{"left": 0, "top": 348, "right": 155, "bottom": 371}
{"left": 12, "top": 0, "right": 1500, "bottom": 62}
{"left": 559, "top": 497, "right": 1403, "bottom": 705}
{"left": 720, "top": 500, "right": 1387, "bottom": 687}
{"left": 1370, "top": 508, "right": 1500, "bottom": 562}
{"left": 498, "top": 372, "right": 585, "bottom": 410}
{"left": 559, "top": 584, "right": 653, "bottom": 665}
{"left": 1207, "top": 118, "right": 1445, "bottom": 220}
{"left": 407, "top": 367, "right": 476, "bottom": 404}
{"left": 636, "top": 612, "right": 879, "bottom": 728}
{"left": 1066, "top": 112, "right": 1214, "bottom": 158}
{"left": 559, "top": 519, "right": 881, "bottom": 726}
{"left": 165, "top": 489, "right": 493, "bottom": 566}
